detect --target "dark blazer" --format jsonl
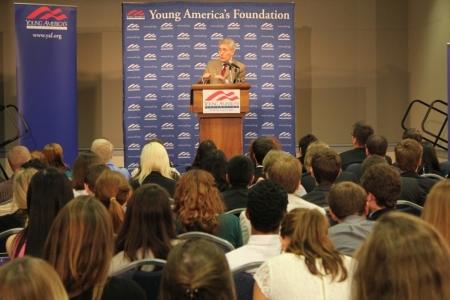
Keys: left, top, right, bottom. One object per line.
{"left": 302, "top": 184, "right": 332, "bottom": 207}
{"left": 400, "top": 177, "right": 427, "bottom": 206}
{"left": 400, "top": 171, "right": 438, "bottom": 197}
{"left": 130, "top": 171, "right": 177, "bottom": 197}
{"left": 339, "top": 148, "right": 367, "bottom": 171}
{"left": 220, "top": 186, "right": 249, "bottom": 211}
{"left": 367, "top": 207, "right": 396, "bottom": 221}
{"left": 252, "top": 166, "right": 265, "bottom": 184}
{"left": 301, "top": 171, "right": 359, "bottom": 193}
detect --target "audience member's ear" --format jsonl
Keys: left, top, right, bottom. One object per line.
{"left": 84, "top": 183, "right": 94, "bottom": 196}
{"left": 299, "top": 148, "right": 303, "bottom": 157}
{"left": 310, "top": 168, "right": 315, "bottom": 179}
{"left": 364, "top": 201, "right": 370, "bottom": 217}
{"left": 329, "top": 209, "right": 339, "bottom": 222}
{"left": 295, "top": 180, "right": 301, "bottom": 192}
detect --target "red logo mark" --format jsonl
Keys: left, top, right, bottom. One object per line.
{"left": 127, "top": 10, "right": 145, "bottom": 16}
{"left": 26, "top": 6, "right": 67, "bottom": 20}
{"left": 205, "top": 91, "right": 239, "bottom": 101}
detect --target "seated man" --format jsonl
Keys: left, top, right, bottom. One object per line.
{"left": 226, "top": 179, "right": 288, "bottom": 273}
{"left": 0, "top": 146, "right": 31, "bottom": 204}
{"left": 361, "top": 164, "right": 402, "bottom": 220}
{"left": 346, "top": 134, "right": 393, "bottom": 180}
{"left": 91, "top": 138, "right": 131, "bottom": 181}
{"left": 395, "top": 138, "right": 437, "bottom": 198}
{"left": 302, "top": 149, "right": 341, "bottom": 207}
{"left": 339, "top": 121, "right": 374, "bottom": 171}
{"left": 327, "top": 182, "right": 375, "bottom": 256}
{"left": 221, "top": 155, "right": 254, "bottom": 211}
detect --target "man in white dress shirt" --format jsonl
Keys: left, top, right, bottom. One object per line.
{"left": 226, "top": 179, "right": 288, "bottom": 273}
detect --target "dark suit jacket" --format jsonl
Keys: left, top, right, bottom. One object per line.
{"left": 302, "top": 184, "right": 332, "bottom": 207}
{"left": 367, "top": 207, "right": 396, "bottom": 221}
{"left": 253, "top": 166, "right": 265, "bottom": 184}
{"left": 198, "top": 59, "right": 246, "bottom": 84}
{"left": 220, "top": 186, "right": 249, "bottom": 211}
{"left": 340, "top": 148, "right": 366, "bottom": 171}
{"left": 401, "top": 171, "right": 438, "bottom": 197}
{"left": 129, "top": 171, "right": 177, "bottom": 197}
{"left": 346, "top": 156, "right": 393, "bottom": 181}
{"left": 301, "top": 171, "right": 359, "bottom": 193}
{"left": 400, "top": 177, "right": 427, "bottom": 206}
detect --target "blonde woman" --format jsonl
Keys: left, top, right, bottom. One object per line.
{"left": 0, "top": 256, "right": 69, "bottom": 300}
{"left": 130, "top": 142, "right": 176, "bottom": 197}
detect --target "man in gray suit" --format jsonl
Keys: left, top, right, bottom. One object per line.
{"left": 199, "top": 37, "right": 246, "bottom": 84}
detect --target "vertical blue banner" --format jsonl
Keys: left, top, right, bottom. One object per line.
{"left": 122, "top": 2, "right": 295, "bottom": 173}
{"left": 15, "top": 4, "right": 78, "bottom": 167}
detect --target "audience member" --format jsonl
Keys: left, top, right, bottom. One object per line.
{"left": 42, "top": 196, "right": 146, "bottom": 300}
{"left": 129, "top": 142, "right": 176, "bottom": 197}
{"left": 327, "top": 182, "right": 375, "bottom": 256}
{"left": 302, "top": 148, "right": 341, "bottom": 207}
{"left": 395, "top": 139, "right": 437, "bottom": 197}
{"left": 113, "top": 184, "right": 178, "bottom": 272}
{"left": 71, "top": 151, "right": 102, "bottom": 197}
{"left": 297, "top": 134, "right": 318, "bottom": 173}
{"left": 20, "top": 158, "right": 48, "bottom": 170}
{"left": 226, "top": 180, "right": 287, "bottom": 272}
{"left": 360, "top": 164, "right": 401, "bottom": 221}
{"left": 95, "top": 170, "right": 131, "bottom": 234}
{"left": 83, "top": 163, "right": 109, "bottom": 196}
{"left": 346, "top": 134, "right": 392, "bottom": 180}
{"left": 173, "top": 170, "right": 243, "bottom": 248}
{"left": 6, "top": 168, "right": 73, "bottom": 258}
{"left": 0, "top": 168, "right": 37, "bottom": 233}
{"left": 41, "top": 143, "right": 72, "bottom": 179}
{"left": 220, "top": 155, "right": 254, "bottom": 211}
{"left": 254, "top": 208, "right": 354, "bottom": 300}
{"left": 340, "top": 121, "right": 374, "bottom": 170}
{"left": 362, "top": 155, "right": 425, "bottom": 205}
{"left": 418, "top": 141, "right": 444, "bottom": 176}
{"left": 422, "top": 180, "right": 450, "bottom": 247}
{"left": 199, "top": 149, "right": 228, "bottom": 193}
{"left": 0, "top": 256, "right": 69, "bottom": 300}
{"left": 402, "top": 127, "right": 422, "bottom": 142}
{"left": 352, "top": 212, "right": 450, "bottom": 300}
{"left": 91, "top": 138, "right": 131, "bottom": 180}
{"left": 29, "top": 150, "right": 42, "bottom": 159}
{"left": 250, "top": 136, "right": 276, "bottom": 183}
{"left": 186, "top": 139, "right": 216, "bottom": 172}
{"left": 302, "top": 141, "right": 358, "bottom": 193}
{"left": 0, "top": 146, "right": 31, "bottom": 204}
{"left": 160, "top": 238, "right": 236, "bottom": 300}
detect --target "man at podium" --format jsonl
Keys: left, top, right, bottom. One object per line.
{"left": 199, "top": 37, "right": 246, "bottom": 84}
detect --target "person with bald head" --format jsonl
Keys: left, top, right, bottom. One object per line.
{"left": 0, "top": 146, "right": 31, "bottom": 203}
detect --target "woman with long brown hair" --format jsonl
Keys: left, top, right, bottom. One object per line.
{"left": 253, "top": 208, "right": 353, "bottom": 300}
{"left": 113, "top": 184, "right": 178, "bottom": 272}
{"left": 41, "top": 143, "right": 72, "bottom": 179}
{"left": 173, "top": 169, "right": 243, "bottom": 248}
{"left": 95, "top": 170, "right": 131, "bottom": 234}
{"left": 42, "top": 196, "right": 146, "bottom": 300}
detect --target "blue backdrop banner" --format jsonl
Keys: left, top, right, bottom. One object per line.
{"left": 15, "top": 4, "right": 78, "bottom": 167}
{"left": 122, "top": 2, "right": 295, "bottom": 173}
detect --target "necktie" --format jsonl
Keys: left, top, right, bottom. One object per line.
{"left": 221, "top": 63, "right": 227, "bottom": 76}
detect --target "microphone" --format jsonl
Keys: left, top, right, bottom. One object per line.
{"left": 229, "top": 62, "right": 240, "bottom": 69}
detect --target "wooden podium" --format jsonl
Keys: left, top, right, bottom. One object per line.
{"left": 190, "top": 83, "right": 251, "bottom": 159}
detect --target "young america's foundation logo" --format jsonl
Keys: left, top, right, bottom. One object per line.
{"left": 26, "top": 6, "right": 68, "bottom": 30}
{"left": 126, "top": 10, "right": 145, "bottom": 20}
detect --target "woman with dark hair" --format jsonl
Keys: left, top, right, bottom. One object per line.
{"left": 6, "top": 167, "right": 74, "bottom": 258}
{"left": 95, "top": 170, "right": 131, "bottom": 234}
{"left": 199, "top": 149, "right": 228, "bottom": 192}
{"left": 113, "top": 184, "right": 178, "bottom": 272}
{"left": 41, "top": 143, "right": 72, "bottom": 179}
{"left": 173, "top": 170, "right": 243, "bottom": 248}
{"left": 43, "top": 196, "right": 146, "bottom": 300}
{"left": 419, "top": 141, "right": 444, "bottom": 176}
{"left": 72, "top": 151, "right": 102, "bottom": 197}
{"left": 254, "top": 208, "right": 353, "bottom": 300}
{"left": 160, "top": 238, "right": 236, "bottom": 300}
{"left": 186, "top": 139, "right": 216, "bottom": 172}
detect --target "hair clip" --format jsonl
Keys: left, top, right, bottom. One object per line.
{"left": 185, "top": 288, "right": 199, "bottom": 299}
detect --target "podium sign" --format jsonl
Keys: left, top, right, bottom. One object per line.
{"left": 203, "top": 90, "right": 241, "bottom": 114}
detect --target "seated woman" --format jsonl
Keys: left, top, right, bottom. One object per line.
{"left": 113, "top": 184, "right": 178, "bottom": 272}
{"left": 254, "top": 208, "right": 354, "bottom": 300}
{"left": 159, "top": 238, "right": 236, "bottom": 300}
{"left": 186, "top": 139, "right": 216, "bottom": 172}
{"left": 95, "top": 170, "right": 131, "bottom": 234}
{"left": 199, "top": 149, "right": 228, "bottom": 193}
{"left": 0, "top": 256, "right": 69, "bottom": 300}
{"left": 418, "top": 141, "right": 445, "bottom": 176}
{"left": 353, "top": 212, "right": 450, "bottom": 299}
{"left": 129, "top": 142, "right": 176, "bottom": 197}
{"left": 42, "top": 196, "right": 146, "bottom": 300}
{"left": 0, "top": 168, "right": 37, "bottom": 233}
{"left": 41, "top": 143, "right": 72, "bottom": 179}
{"left": 71, "top": 151, "right": 102, "bottom": 197}
{"left": 173, "top": 170, "right": 243, "bottom": 248}
{"left": 6, "top": 168, "right": 74, "bottom": 258}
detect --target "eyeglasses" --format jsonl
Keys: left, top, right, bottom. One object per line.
{"left": 218, "top": 48, "right": 231, "bottom": 53}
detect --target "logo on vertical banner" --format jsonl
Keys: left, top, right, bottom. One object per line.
{"left": 25, "top": 6, "right": 68, "bottom": 30}
{"left": 126, "top": 10, "right": 145, "bottom": 20}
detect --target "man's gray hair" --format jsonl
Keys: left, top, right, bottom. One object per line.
{"left": 218, "top": 37, "right": 235, "bottom": 50}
